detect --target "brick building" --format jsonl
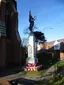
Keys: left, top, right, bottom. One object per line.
{"left": 0, "top": 0, "right": 23, "bottom": 68}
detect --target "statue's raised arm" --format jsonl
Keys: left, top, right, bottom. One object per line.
{"left": 29, "top": 11, "right": 35, "bottom": 33}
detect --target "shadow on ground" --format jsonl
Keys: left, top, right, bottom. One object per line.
{"left": 9, "top": 77, "right": 48, "bottom": 85}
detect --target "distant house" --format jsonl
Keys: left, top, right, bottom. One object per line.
{"left": 37, "top": 39, "right": 64, "bottom": 60}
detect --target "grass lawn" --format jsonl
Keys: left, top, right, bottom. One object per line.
{"left": 19, "top": 69, "right": 46, "bottom": 78}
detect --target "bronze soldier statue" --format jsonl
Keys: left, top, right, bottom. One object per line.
{"left": 29, "top": 11, "right": 35, "bottom": 33}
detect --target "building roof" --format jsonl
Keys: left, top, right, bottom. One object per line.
{"left": 46, "top": 38, "right": 64, "bottom": 44}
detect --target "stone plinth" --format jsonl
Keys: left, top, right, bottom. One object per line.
{"left": 24, "top": 34, "right": 42, "bottom": 71}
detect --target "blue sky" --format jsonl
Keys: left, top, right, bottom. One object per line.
{"left": 17, "top": 0, "right": 64, "bottom": 41}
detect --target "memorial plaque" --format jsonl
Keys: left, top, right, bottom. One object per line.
{"left": 26, "top": 34, "right": 36, "bottom": 64}
{"left": 28, "top": 45, "right": 32, "bottom": 57}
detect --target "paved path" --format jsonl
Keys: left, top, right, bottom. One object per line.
{"left": 0, "top": 63, "right": 60, "bottom": 85}
{"left": 43, "top": 65, "right": 55, "bottom": 76}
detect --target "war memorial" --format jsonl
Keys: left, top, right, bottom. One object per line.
{"left": 24, "top": 11, "right": 42, "bottom": 71}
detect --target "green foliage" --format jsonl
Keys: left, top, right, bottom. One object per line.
{"left": 37, "top": 51, "right": 53, "bottom": 68}
{"left": 58, "top": 61, "right": 64, "bottom": 68}
{"left": 33, "top": 31, "right": 46, "bottom": 42}
{"left": 35, "top": 75, "right": 64, "bottom": 85}
{"left": 53, "top": 77, "right": 64, "bottom": 85}
{"left": 47, "top": 75, "right": 64, "bottom": 85}
{"left": 54, "top": 61, "right": 64, "bottom": 68}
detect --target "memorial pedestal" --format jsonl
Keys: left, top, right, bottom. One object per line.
{"left": 24, "top": 33, "right": 42, "bottom": 71}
